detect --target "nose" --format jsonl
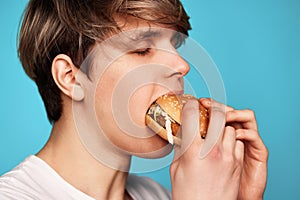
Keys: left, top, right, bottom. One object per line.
{"left": 166, "top": 50, "right": 190, "bottom": 77}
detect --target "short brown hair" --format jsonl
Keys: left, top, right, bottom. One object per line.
{"left": 18, "top": 0, "right": 191, "bottom": 123}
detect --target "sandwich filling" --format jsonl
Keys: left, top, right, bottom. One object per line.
{"left": 147, "top": 103, "right": 179, "bottom": 144}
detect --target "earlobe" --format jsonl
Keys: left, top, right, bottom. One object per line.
{"left": 72, "top": 84, "right": 85, "bottom": 101}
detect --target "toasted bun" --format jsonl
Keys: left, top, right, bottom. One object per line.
{"left": 199, "top": 101, "right": 209, "bottom": 138}
{"left": 146, "top": 94, "right": 209, "bottom": 145}
{"left": 155, "top": 94, "right": 196, "bottom": 124}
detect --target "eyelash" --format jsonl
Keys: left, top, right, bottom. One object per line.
{"left": 134, "top": 48, "right": 151, "bottom": 56}
{"left": 131, "top": 36, "right": 185, "bottom": 57}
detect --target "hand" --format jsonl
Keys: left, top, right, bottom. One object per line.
{"left": 170, "top": 100, "right": 244, "bottom": 200}
{"left": 200, "top": 98, "right": 268, "bottom": 200}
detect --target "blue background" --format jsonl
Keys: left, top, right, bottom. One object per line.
{"left": 1, "top": 0, "right": 300, "bottom": 199}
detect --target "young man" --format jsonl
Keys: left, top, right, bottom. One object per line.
{"left": 0, "top": 0, "right": 268, "bottom": 199}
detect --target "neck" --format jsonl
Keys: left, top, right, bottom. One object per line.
{"left": 37, "top": 111, "right": 132, "bottom": 200}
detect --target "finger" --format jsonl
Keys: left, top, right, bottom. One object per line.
{"left": 227, "top": 109, "right": 258, "bottom": 131}
{"left": 222, "top": 126, "right": 236, "bottom": 155}
{"left": 173, "top": 99, "right": 201, "bottom": 161}
{"left": 236, "top": 129, "right": 268, "bottom": 161}
{"left": 226, "top": 122, "right": 243, "bottom": 129}
{"left": 199, "top": 98, "right": 239, "bottom": 127}
{"left": 181, "top": 100, "right": 202, "bottom": 146}
{"left": 199, "top": 106, "right": 226, "bottom": 159}
{"left": 235, "top": 140, "right": 244, "bottom": 164}
{"left": 199, "top": 98, "right": 234, "bottom": 113}
{"left": 236, "top": 129, "right": 263, "bottom": 148}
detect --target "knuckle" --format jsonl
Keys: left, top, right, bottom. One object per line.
{"left": 231, "top": 109, "right": 239, "bottom": 115}
{"left": 207, "top": 145, "right": 222, "bottom": 160}
{"left": 223, "top": 153, "right": 235, "bottom": 165}
{"left": 225, "top": 125, "right": 235, "bottom": 133}
{"left": 245, "top": 109, "right": 255, "bottom": 118}
{"left": 222, "top": 150, "right": 235, "bottom": 164}
{"left": 235, "top": 161, "right": 243, "bottom": 173}
{"left": 236, "top": 128, "right": 245, "bottom": 135}
{"left": 227, "top": 105, "right": 234, "bottom": 111}
{"left": 225, "top": 111, "right": 231, "bottom": 119}
{"left": 263, "top": 146, "right": 269, "bottom": 160}
{"left": 249, "top": 129, "right": 259, "bottom": 137}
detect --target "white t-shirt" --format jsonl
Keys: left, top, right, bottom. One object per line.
{"left": 0, "top": 156, "right": 171, "bottom": 200}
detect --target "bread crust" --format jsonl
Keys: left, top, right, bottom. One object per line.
{"left": 146, "top": 94, "right": 209, "bottom": 143}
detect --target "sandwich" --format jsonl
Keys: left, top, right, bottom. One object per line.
{"left": 145, "top": 94, "right": 209, "bottom": 145}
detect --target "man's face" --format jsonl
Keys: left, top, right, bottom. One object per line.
{"left": 84, "top": 18, "right": 190, "bottom": 157}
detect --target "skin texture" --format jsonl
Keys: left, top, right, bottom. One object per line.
{"left": 38, "top": 19, "right": 190, "bottom": 199}
{"left": 72, "top": 21, "right": 189, "bottom": 161}
{"left": 199, "top": 98, "right": 268, "bottom": 200}
{"left": 170, "top": 99, "right": 268, "bottom": 200}
{"left": 37, "top": 17, "right": 268, "bottom": 200}
{"left": 171, "top": 100, "right": 244, "bottom": 200}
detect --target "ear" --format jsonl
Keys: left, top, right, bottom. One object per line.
{"left": 51, "top": 54, "right": 84, "bottom": 101}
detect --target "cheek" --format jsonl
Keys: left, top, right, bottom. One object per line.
{"left": 94, "top": 62, "right": 126, "bottom": 117}
{"left": 128, "top": 84, "right": 167, "bottom": 127}
{"left": 93, "top": 66, "right": 123, "bottom": 137}
{"left": 92, "top": 59, "right": 173, "bottom": 154}
{"left": 94, "top": 82, "right": 170, "bottom": 155}
{"left": 95, "top": 79, "right": 157, "bottom": 133}
{"left": 94, "top": 77, "right": 115, "bottom": 122}
{"left": 93, "top": 71, "right": 169, "bottom": 153}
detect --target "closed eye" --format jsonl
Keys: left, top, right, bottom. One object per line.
{"left": 132, "top": 48, "right": 151, "bottom": 56}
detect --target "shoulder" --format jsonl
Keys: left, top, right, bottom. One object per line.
{"left": 0, "top": 156, "right": 38, "bottom": 199}
{"left": 126, "top": 174, "right": 171, "bottom": 200}
{"left": 0, "top": 155, "right": 94, "bottom": 200}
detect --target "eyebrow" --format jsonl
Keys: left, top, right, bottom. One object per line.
{"left": 129, "top": 30, "right": 162, "bottom": 41}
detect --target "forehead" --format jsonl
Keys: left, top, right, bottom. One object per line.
{"left": 115, "top": 16, "right": 177, "bottom": 39}
{"left": 116, "top": 15, "right": 176, "bottom": 30}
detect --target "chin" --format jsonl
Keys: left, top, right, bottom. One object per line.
{"left": 131, "top": 136, "right": 174, "bottom": 159}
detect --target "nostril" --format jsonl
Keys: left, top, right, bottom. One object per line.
{"left": 175, "top": 55, "right": 190, "bottom": 76}
{"left": 176, "top": 64, "right": 190, "bottom": 77}
{"left": 167, "top": 71, "right": 182, "bottom": 78}
{"left": 162, "top": 48, "right": 190, "bottom": 77}
{"left": 166, "top": 65, "right": 189, "bottom": 78}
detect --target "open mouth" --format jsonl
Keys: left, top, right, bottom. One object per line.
{"left": 145, "top": 93, "right": 185, "bottom": 145}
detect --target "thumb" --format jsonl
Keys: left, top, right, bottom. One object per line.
{"left": 173, "top": 99, "right": 202, "bottom": 161}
